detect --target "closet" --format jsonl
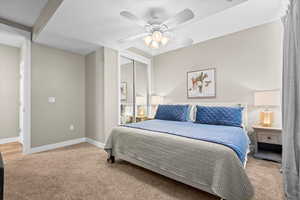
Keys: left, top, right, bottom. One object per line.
{"left": 119, "top": 53, "right": 151, "bottom": 124}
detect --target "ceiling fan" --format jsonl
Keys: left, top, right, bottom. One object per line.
{"left": 119, "top": 9, "right": 195, "bottom": 49}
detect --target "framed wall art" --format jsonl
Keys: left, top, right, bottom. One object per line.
{"left": 187, "top": 68, "right": 216, "bottom": 98}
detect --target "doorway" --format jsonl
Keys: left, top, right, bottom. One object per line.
{"left": 0, "top": 24, "right": 31, "bottom": 154}
{"left": 0, "top": 43, "right": 21, "bottom": 147}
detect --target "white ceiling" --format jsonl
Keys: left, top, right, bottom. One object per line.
{"left": 36, "top": 0, "right": 245, "bottom": 54}
{"left": 0, "top": 0, "right": 48, "bottom": 26}
{"left": 36, "top": 0, "right": 285, "bottom": 56}
{"left": 36, "top": 31, "right": 101, "bottom": 55}
{"left": 0, "top": 23, "right": 31, "bottom": 48}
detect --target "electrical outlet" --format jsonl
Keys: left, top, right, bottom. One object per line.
{"left": 69, "top": 124, "right": 75, "bottom": 131}
{"left": 48, "top": 97, "right": 56, "bottom": 103}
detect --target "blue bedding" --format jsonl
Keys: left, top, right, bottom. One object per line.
{"left": 123, "top": 119, "right": 249, "bottom": 163}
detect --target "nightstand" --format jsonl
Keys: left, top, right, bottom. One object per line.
{"left": 253, "top": 125, "right": 282, "bottom": 163}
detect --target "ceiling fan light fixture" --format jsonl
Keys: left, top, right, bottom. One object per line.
{"left": 150, "top": 40, "right": 160, "bottom": 49}
{"left": 120, "top": 9, "right": 195, "bottom": 50}
{"left": 144, "top": 35, "right": 152, "bottom": 46}
{"left": 161, "top": 36, "right": 169, "bottom": 46}
{"left": 152, "top": 31, "right": 162, "bottom": 42}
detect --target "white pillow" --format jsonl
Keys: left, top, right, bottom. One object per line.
{"left": 188, "top": 105, "right": 196, "bottom": 122}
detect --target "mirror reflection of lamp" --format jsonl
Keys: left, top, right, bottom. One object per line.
{"left": 151, "top": 95, "right": 164, "bottom": 117}
{"left": 121, "top": 105, "right": 133, "bottom": 124}
{"left": 254, "top": 90, "right": 280, "bottom": 127}
{"left": 136, "top": 95, "right": 146, "bottom": 117}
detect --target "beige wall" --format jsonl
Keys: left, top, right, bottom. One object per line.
{"left": 153, "top": 21, "right": 283, "bottom": 127}
{"left": 104, "top": 47, "right": 119, "bottom": 139}
{"left": 85, "top": 49, "right": 149, "bottom": 143}
{"left": 85, "top": 47, "right": 119, "bottom": 143}
{"left": 85, "top": 48, "right": 105, "bottom": 143}
{"left": 0, "top": 44, "right": 20, "bottom": 140}
{"left": 31, "top": 43, "right": 85, "bottom": 147}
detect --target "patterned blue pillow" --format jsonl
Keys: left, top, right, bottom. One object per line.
{"left": 155, "top": 105, "right": 189, "bottom": 121}
{"left": 195, "top": 106, "right": 243, "bottom": 127}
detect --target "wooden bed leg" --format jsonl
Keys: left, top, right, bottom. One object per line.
{"left": 107, "top": 155, "right": 115, "bottom": 163}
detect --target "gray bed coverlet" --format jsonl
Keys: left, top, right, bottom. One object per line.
{"left": 105, "top": 126, "right": 254, "bottom": 200}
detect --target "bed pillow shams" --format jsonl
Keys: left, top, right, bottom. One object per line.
{"left": 195, "top": 106, "right": 243, "bottom": 127}
{"left": 155, "top": 104, "right": 189, "bottom": 121}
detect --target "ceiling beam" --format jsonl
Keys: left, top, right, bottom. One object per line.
{"left": 0, "top": 17, "right": 32, "bottom": 33}
{"left": 33, "top": 0, "right": 64, "bottom": 41}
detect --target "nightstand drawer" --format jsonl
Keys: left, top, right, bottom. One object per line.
{"left": 257, "top": 133, "right": 282, "bottom": 145}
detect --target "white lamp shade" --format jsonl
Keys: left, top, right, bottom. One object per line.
{"left": 152, "top": 31, "right": 162, "bottom": 42}
{"left": 254, "top": 90, "right": 280, "bottom": 106}
{"left": 161, "top": 36, "right": 169, "bottom": 46}
{"left": 151, "top": 95, "right": 164, "bottom": 105}
{"left": 144, "top": 36, "right": 152, "bottom": 46}
{"left": 150, "top": 40, "right": 159, "bottom": 49}
{"left": 136, "top": 96, "right": 146, "bottom": 105}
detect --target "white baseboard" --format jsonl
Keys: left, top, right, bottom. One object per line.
{"left": 25, "top": 137, "right": 104, "bottom": 155}
{"left": 29, "top": 138, "right": 86, "bottom": 154}
{"left": 85, "top": 138, "right": 105, "bottom": 149}
{"left": 0, "top": 137, "right": 20, "bottom": 145}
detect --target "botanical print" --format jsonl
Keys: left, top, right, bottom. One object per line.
{"left": 187, "top": 68, "right": 216, "bottom": 98}
{"left": 121, "top": 82, "right": 127, "bottom": 101}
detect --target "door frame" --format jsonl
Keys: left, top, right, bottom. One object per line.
{"left": 0, "top": 24, "right": 31, "bottom": 154}
{"left": 118, "top": 50, "right": 152, "bottom": 124}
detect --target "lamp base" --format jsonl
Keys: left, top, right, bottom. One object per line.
{"left": 259, "top": 111, "right": 274, "bottom": 127}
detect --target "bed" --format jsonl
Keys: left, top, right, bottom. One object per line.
{"left": 104, "top": 104, "right": 254, "bottom": 200}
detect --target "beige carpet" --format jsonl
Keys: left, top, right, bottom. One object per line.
{"left": 0, "top": 142, "right": 23, "bottom": 162}
{"left": 2, "top": 143, "right": 283, "bottom": 200}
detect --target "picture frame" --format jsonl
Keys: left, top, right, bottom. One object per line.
{"left": 120, "top": 82, "right": 127, "bottom": 101}
{"left": 187, "top": 68, "right": 216, "bottom": 98}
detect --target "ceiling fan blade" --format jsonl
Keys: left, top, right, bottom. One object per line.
{"left": 119, "top": 33, "right": 149, "bottom": 43}
{"left": 174, "top": 37, "right": 194, "bottom": 47}
{"left": 120, "top": 11, "right": 149, "bottom": 27}
{"left": 162, "top": 9, "right": 194, "bottom": 29}
{"left": 180, "top": 38, "right": 194, "bottom": 47}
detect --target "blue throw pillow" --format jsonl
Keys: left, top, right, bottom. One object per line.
{"left": 195, "top": 106, "right": 243, "bottom": 127}
{"left": 155, "top": 105, "right": 189, "bottom": 121}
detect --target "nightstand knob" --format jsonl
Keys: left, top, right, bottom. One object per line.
{"left": 267, "top": 137, "right": 271, "bottom": 140}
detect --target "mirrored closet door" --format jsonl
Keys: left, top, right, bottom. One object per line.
{"left": 135, "top": 60, "right": 149, "bottom": 122}
{"left": 120, "top": 55, "right": 150, "bottom": 125}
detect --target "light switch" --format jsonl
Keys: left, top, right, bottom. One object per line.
{"left": 48, "top": 97, "right": 56, "bottom": 103}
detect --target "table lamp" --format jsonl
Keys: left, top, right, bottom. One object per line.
{"left": 151, "top": 95, "right": 164, "bottom": 105}
{"left": 151, "top": 95, "right": 164, "bottom": 117}
{"left": 254, "top": 90, "right": 280, "bottom": 127}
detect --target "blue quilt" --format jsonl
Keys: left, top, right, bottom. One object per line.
{"left": 123, "top": 119, "right": 249, "bottom": 163}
